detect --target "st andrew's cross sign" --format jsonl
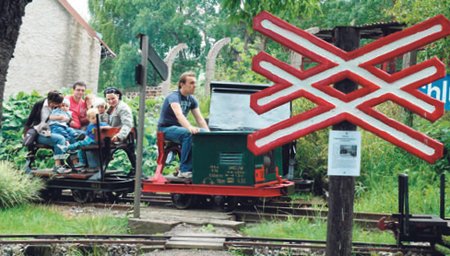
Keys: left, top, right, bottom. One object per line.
{"left": 248, "top": 11, "right": 450, "bottom": 163}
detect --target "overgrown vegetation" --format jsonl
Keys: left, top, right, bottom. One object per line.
{"left": 0, "top": 161, "right": 44, "bottom": 208}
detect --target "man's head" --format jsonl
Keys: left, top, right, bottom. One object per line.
{"left": 178, "top": 71, "right": 196, "bottom": 95}
{"left": 72, "top": 81, "right": 87, "bottom": 101}
{"left": 47, "top": 90, "right": 64, "bottom": 108}
{"left": 86, "top": 108, "right": 99, "bottom": 124}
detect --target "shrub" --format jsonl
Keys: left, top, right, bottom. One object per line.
{"left": 0, "top": 161, "right": 44, "bottom": 208}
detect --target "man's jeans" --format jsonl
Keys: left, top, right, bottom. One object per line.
{"left": 37, "top": 133, "right": 66, "bottom": 159}
{"left": 158, "top": 126, "right": 197, "bottom": 173}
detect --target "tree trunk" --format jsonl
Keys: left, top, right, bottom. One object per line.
{"left": 0, "top": 0, "right": 31, "bottom": 130}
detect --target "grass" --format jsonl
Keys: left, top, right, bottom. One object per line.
{"left": 0, "top": 204, "right": 129, "bottom": 235}
{"left": 241, "top": 217, "right": 396, "bottom": 244}
{"left": 0, "top": 161, "right": 44, "bottom": 208}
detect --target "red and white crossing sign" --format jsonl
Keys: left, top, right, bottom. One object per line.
{"left": 248, "top": 11, "right": 450, "bottom": 163}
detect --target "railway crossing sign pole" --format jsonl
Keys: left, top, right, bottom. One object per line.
{"left": 134, "top": 34, "right": 168, "bottom": 218}
{"left": 249, "top": 11, "right": 450, "bottom": 256}
{"left": 134, "top": 34, "right": 149, "bottom": 218}
{"left": 326, "top": 27, "right": 359, "bottom": 256}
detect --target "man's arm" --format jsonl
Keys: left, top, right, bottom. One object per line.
{"left": 191, "top": 108, "right": 209, "bottom": 131}
{"left": 170, "top": 103, "right": 199, "bottom": 134}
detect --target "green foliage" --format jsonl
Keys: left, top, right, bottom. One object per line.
{"left": 297, "top": 0, "right": 394, "bottom": 29}
{"left": 89, "top": 0, "right": 217, "bottom": 89}
{"left": 0, "top": 204, "right": 128, "bottom": 234}
{"left": 1, "top": 91, "right": 43, "bottom": 167}
{"left": 221, "top": 0, "right": 321, "bottom": 33}
{"left": 215, "top": 37, "right": 268, "bottom": 84}
{"left": 389, "top": 0, "right": 450, "bottom": 72}
{"left": 0, "top": 161, "right": 44, "bottom": 208}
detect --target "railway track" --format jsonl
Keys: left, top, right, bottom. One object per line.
{"left": 0, "top": 234, "right": 436, "bottom": 255}
{"left": 52, "top": 192, "right": 388, "bottom": 229}
{"left": 133, "top": 193, "right": 388, "bottom": 228}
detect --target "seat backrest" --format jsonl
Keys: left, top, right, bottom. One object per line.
{"left": 95, "top": 127, "right": 136, "bottom": 143}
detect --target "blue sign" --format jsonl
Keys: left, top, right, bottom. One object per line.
{"left": 419, "top": 74, "right": 450, "bottom": 110}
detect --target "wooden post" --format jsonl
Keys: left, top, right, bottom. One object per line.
{"left": 326, "top": 27, "right": 360, "bottom": 256}
{"left": 402, "top": 51, "right": 417, "bottom": 127}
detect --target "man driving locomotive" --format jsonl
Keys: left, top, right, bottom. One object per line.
{"left": 157, "top": 71, "right": 209, "bottom": 179}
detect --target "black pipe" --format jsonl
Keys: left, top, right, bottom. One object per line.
{"left": 440, "top": 173, "right": 445, "bottom": 219}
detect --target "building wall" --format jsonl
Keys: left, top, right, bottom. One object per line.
{"left": 5, "top": 0, "right": 101, "bottom": 98}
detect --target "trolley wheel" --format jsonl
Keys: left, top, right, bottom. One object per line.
{"left": 72, "top": 189, "right": 94, "bottom": 203}
{"left": 40, "top": 188, "right": 62, "bottom": 202}
{"left": 213, "top": 196, "right": 237, "bottom": 212}
{"left": 171, "top": 194, "right": 194, "bottom": 209}
{"left": 104, "top": 191, "right": 126, "bottom": 203}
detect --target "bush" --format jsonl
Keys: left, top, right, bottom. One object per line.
{"left": 0, "top": 161, "right": 44, "bottom": 208}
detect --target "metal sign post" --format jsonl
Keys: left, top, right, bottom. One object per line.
{"left": 133, "top": 35, "right": 168, "bottom": 218}
{"left": 133, "top": 34, "right": 148, "bottom": 218}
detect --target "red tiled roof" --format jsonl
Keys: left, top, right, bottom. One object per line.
{"left": 58, "top": 0, "right": 116, "bottom": 57}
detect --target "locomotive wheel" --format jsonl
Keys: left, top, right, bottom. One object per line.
{"left": 213, "top": 196, "right": 237, "bottom": 212}
{"left": 72, "top": 189, "right": 94, "bottom": 203}
{"left": 197, "top": 195, "right": 215, "bottom": 208}
{"left": 171, "top": 194, "right": 194, "bottom": 209}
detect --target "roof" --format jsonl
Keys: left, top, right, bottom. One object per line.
{"left": 315, "top": 21, "right": 405, "bottom": 42}
{"left": 58, "top": 0, "right": 116, "bottom": 58}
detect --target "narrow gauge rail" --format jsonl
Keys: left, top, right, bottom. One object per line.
{"left": 0, "top": 234, "right": 435, "bottom": 255}
{"left": 50, "top": 197, "right": 389, "bottom": 230}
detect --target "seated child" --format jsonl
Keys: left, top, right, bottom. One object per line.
{"left": 48, "top": 98, "right": 81, "bottom": 144}
{"left": 93, "top": 97, "right": 109, "bottom": 123}
{"left": 59, "top": 108, "right": 110, "bottom": 167}
{"left": 85, "top": 94, "right": 96, "bottom": 109}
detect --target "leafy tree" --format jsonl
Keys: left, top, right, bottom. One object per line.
{"left": 0, "top": 0, "right": 32, "bottom": 129}
{"left": 221, "top": 0, "right": 321, "bottom": 32}
{"left": 298, "top": 0, "right": 394, "bottom": 28}
{"left": 390, "top": 0, "right": 450, "bottom": 71}
{"left": 89, "top": 0, "right": 220, "bottom": 90}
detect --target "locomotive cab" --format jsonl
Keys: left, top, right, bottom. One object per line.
{"left": 143, "top": 81, "right": 295, "bottom": 209}
{"left": 192, "top": 82, "right": 290, "bottom": 186}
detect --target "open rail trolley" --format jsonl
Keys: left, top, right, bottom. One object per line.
{"left": 26, "top": 123, "right": 136, "bottom": 203}
{"left": 142, "top": 81, "right": 295, "bottom": 209}
{"left": 378, "top": 174, "right": 450, "bottom": 250}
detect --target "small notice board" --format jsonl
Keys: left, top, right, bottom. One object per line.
{"left": 327, "top": 130, "right": 361, "bottom": 176}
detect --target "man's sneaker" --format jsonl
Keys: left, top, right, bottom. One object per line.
{"left": 53, "top": 165, "right": 71, "bottom": 174}
{"left": 178, "top": 172, "right": 192, "bottom": 179}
